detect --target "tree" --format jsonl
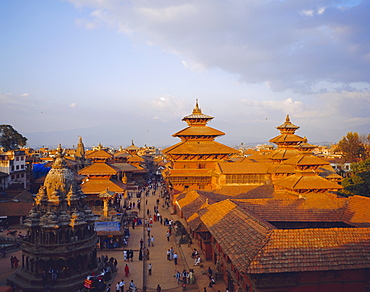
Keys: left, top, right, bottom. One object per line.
{"left": 0, "top": 125, "right": 28, "bottom": 151}
{"left": 341, "top": 159, "right": 370, "bottom": 197}
{"left": 337, "top": 132, "right": 366, "bottom": 163}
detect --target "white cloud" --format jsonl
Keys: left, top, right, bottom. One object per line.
{"left": 66, "top": 0, "right": 370, "bottom": 94}
{"left": 69, "top": 102, "right": 78, "bottom": 108}
{"left": 147, "top": 95, "right": 188, "bottom": 121}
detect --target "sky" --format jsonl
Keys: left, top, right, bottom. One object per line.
{"left": 1, "top": 0, "right": 370, "bottom": 149}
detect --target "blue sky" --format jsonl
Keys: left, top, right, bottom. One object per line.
{"left": 1, "top": 0, "right": 369, "bottom": 148}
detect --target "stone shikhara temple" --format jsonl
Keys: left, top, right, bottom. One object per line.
{"left": 9, "top": 145, "right": 98, "bottom": 291}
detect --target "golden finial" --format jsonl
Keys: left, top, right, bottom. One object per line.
{"left": 193, "top": 99, "right": 202, "bottom": 114}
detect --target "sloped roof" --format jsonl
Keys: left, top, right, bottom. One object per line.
{"left": 284, "top": 154, "right": 330, "bottom": 166}
{"left": 127, "top": 155, "right": 144, "bottom": 162}
{"left": 163, "top": 140, "right": 238, "bottom": 155}
{"left": 342, "top": 195, "right": 370, "bottom": 227}
{"left": 274, "top": 172, "right": 342, "bottom": 191}
{"left": 199, "top": 200, "right": 272, "bottom": 271}
{"left": 78, "top": 162, "right": 120, "bottom": 176}
{"left": 234, "top": 194, "right": 347, "bottom": 222}
{"left": 195, "top": 196, "right": 370, "bottom": 274}
{"left": 173, "top": 126, "right": 225, "bottom": 137}
{"left": 177, "top": 190, "right": 208, "bottom": 219}
{"left": 0, "top": 202, "right": 33, "bottom": 217}
{"left": 112, "top": 163, "right": 137, "bottom": 172}
{"left": 113, "top": 151, "right": 130, "bottom": 158}
{"left": 268, "top": 164, "right": 296, "bottom": 174}
{"left": 265, "top": 148, "right": 301, "bottom": 160}
{"left": 80, "top": 178, "right": 126, "bottom": 194}
{"left": 248, "top": 227, "right": 370, "bottom": 273}
{"left": 269, "top": 134, "right": 305, "bottom": 144}
{"left": 86, "top": 149, "right": 112, "bottom": 159}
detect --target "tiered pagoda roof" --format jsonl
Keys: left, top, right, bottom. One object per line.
{"left": 163, "top": 100, "right": 238, "bottom": 157}
{"left": 267, "top": 115, "right": 306, "bottom": 161}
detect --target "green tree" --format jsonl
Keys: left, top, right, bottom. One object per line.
{"left": 0, "top": 124, "right": 28, "bottom": 151}
{"left": 341, "top": 159, "right": 370, "bottom": 197}
{"left": 337, "top": 132, "right": 366, "bottom": 162}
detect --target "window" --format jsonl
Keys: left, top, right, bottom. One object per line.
{"left": 226, "top": 174, "right": 264, "bottom": 184}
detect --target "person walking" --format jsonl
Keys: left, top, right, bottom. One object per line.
{"left": 174, "top": 252, "right": 178, "bottom": 265}
{"left": 166, "top": 230, "right": 170, "bottom": 241}
{"left": 116, "top": 282, "right": 120, "bottom": 292}
{"left": 10, "top": 256, "right": 14, "bottom": 269}
{"left": 124, "top": 264, "right": 130, "bottom": 277}
{"left": 148, "top": 263, "right": 152, "bottom": 276}
{"left": 119, "top": 279, "right": 125, "bottom": 292}
{"left": 166, "top": 249, "right": 170, "bottom": 261}
{"left": 175, "top": 271, "right": 181, "bottom": 284}
{"left": 156, "top": 284, "right": 161, "bottom": 292}
{"left": 150, "top": 235, "right": 154, "bottom": 247}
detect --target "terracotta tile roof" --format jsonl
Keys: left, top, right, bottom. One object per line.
{"left": 113, "top": 151, "right": 130, "bottom": 158}
{"left": 269, "top": 134, "right": 305, "bottom": 144}
{"left": 265, "top": 148, "right": 301, "bottom": 160}
{"left": 234, "top": 194, "right": 347, "bottom": 222}
{"left": 44, "top": 158, "right": 77, "bottom": 168}
{"left": 86, "top": 149, "right": 112, "bottom": 159}
{"left": 80, "top": 178, "right": 126, "bottom": 194}
{"left": 125, "top": 144, "right": 139, "bottom": 151}
{"left": 127, "top": 154, "right": 144, "bottom": 162}
{"left": 199, "top": 200, "right": 272, "bottom": 270}
{"left": 213, "top": 185, "right": 275, "bottom": 199}
{"left": 111, "top": 163, "right": 137, "bottom": 172}
{"left": 13, "top": 190, "right": 34, "bottom": 203}
{"left": 248, "top": 227, "right": 370, "bottom": 273}
{"left": 342, "top": 195, "right": 370, "bottom": 227}
{"left": 274, "top": 172, "right": 342, "bottom": 191}
{"left": 284, "top": 154, "right": 330, "bottom": 166}
{"left": 0, "top": 202, "right": 33, "bottom": 216}
{"left": 176, "top": 191, "right": 209, "bottom": 220}
{"left": 163, "top": 141, "right": 238, "bottom": 155}
{"left": 173, "top": 126, "right": 225, "bottom": 137}
{"left": 217, "top": 162, "right": 272, "bottom": 174}
{"left": 245, "top": 153, "right": 273, "bottom": 162}
{"left": 78, "top": 162, "right": 120, "bottom": 176}
{"left": 268, "top": 164, "right": 296, "bottom": 174}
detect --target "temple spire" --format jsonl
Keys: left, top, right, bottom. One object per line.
{"left": 193, "top": 99, "right": 202, "bottom": 115}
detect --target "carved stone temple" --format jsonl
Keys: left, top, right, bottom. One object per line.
{"left": 8, "top": 145, "right": 98, "bottom": 291}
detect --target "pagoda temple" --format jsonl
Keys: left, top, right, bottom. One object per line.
{"left": 162, "top": 100, "right": 238, "bottom": 192}
{"left": 266, "top": 115, "right": 306, "bottom": 162}
{"left": 8, "top": 145, "right": 98, "bottom": 291}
